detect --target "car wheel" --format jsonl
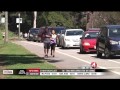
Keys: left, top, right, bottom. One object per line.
{"left": 62, "top": 45, "right": 64, "bottom": 49}
{"left": 57, "top": 44, "right": 60, "bottom": 47}
{"left": 104, "top": 48, "right": 112, "bottom": 59}
{"left": 96, "top": 47, "right": 102, "bottom": 58}
{"left": 80, "top": 46, "right": 85, "bottom": 54}
{"left": 62, "top": 42, "right": 66, "bottom": 49}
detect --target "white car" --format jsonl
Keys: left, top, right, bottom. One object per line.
{"left": 60, "top": 29, "right": 84, "bottom": 48}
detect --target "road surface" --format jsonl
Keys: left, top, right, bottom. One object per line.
{"left": 13, "top": 40, "right": 120, "bottom": 79}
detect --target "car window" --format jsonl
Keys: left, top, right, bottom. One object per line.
{"left": 61, "top": 30, "right": 66, "bottom": 34}
{"left": 84, "top": 32, "right": 99, "bottom": 39}
{"left": 109, "top": 28, "right": 120, "bottom": 37}
{"left": 55, "top": 27, "right": 65, "bottom": 34}
{"left": 66, "top": 30, "right": 83, "bottom": 36}
{"left": 30, "top": 29, "right": 39, "bottom": 34}
{"left": 100, "top": 27, "right": 107, "bottom": 37}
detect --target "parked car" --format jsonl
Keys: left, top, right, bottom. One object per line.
{"left": 27, "top": 28, "right": 40, "bottom": 41}
{"left": 54, "top": 27, "right": 65, "bottom": 46}
{"left": 87, "top": 28, "right": 100, "bottom": 31}
{"left": 96, "top": 25, "right": 120, "bottom": 58}
{"left": 37, "top": 26, "right": 54, "bottom": 42}
{"left": 80, "top": 30, "right": 99, "bottom": 53}
{"left": 60, "top": 29, "right": 84, "bottom": 48}
{"left": 56, "top": 30, "right": 66, "bottom": 47}
{"left": 37, "top": 26, "right": 65, "bottom": 43}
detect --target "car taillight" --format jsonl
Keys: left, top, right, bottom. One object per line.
{"left": 83, "top": 42, "right": 90, "bottom": 46}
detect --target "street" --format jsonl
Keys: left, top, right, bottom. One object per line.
{"left": 13, "top": 40, "right": 120, "bottom": 79}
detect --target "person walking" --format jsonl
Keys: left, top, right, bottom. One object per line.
{"left": 50, "top": 30, "right": 57, "bottom": 57}
{"left": 42, "top": 27, "right": 51, "bottom": 58}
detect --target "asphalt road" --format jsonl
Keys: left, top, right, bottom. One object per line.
{"left": 13, "top": 40, "right": 120, "bottom": 79}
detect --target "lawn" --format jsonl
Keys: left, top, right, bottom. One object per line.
{"left": 0, "top": 30, "right": 73, "bottom": 79}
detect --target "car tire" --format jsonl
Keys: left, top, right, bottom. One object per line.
{"left": 57, "top": 44, "right": 60, "bottom": 47}
{"left": 96, "top": 47, "right": 102, "bottom": 58}
{"left": 104, "top": 48, "right": 112, "bottom": 59}
{"left": 62, "top": 46, "right": 64, "bottom": 49}
{"left": 80, "top": 46, "right": 85, "bottom": 54}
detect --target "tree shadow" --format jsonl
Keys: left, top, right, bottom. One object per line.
{"left": 77, "top": 51, "right": 96, "bottom": 54}
{"left": 44, "top": 56, "right": 63, "bottom": 63}
{"left": 59, "top": 47, "right": 79, "bottom": 50}
{"left": 0, "top": 54, "right": 45, "bottom": 66}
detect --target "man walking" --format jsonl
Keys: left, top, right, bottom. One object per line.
{"left": 42, "top": 27, "right": 51, "bottom": 58}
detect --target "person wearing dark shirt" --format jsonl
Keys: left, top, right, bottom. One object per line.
{"left": 42, "top": 27, "right": 51, "bottom": 58}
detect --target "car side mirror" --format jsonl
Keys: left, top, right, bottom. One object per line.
{"left": 80, "top": 37, "right": 82, "bottom": 39}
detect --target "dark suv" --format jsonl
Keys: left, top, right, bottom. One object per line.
{"left": 96, "top": 25, "right": 120, "bottom": 58}
{"left": 27, "top": 28, "right": 40, "bottom": 41}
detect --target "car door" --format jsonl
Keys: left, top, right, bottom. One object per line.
{"left": 60, "top": 30, "right": 66, "bottom": 46}
{"left": 80, "top": 32, "right": 85, "bottom": 47}
{"left": 98, "top": 27, "right": 107, "bottom": 52}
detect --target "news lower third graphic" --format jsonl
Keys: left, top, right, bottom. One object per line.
{"left": 2, "top": 62, "right": 109, "bottom": 76}
{"left": 2, "top": 69, "right": 109, "bottom": 76}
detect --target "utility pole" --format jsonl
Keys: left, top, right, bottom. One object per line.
{"left": 4, "top": 11, "right": 8, "bottom": 44}
{"left": 18, "top": 13, "right": 20, "bottom": 40}
{"left": 33, "top": 11, "right": 37, "bottom": 28}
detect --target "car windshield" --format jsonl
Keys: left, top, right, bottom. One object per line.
{"left": 84, "top": 32, "right": 99, "bottom": 39}
{"left": 61, "top": 30, "right": 66, "bottom": 34}
{"left": 30, "top": 29, "right": 39, "bottom": 34}
{"left": 66, "top": 30, "right": 83, "bottom": 36}
{"left": 109, "top": 28, "right": 120, "bottom": 37}
{"left": 55, "top": 27, "right": 65, "bottom": 34}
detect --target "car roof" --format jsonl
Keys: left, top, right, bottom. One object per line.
{"left": 85, "top": 30, "right": 99, "bottom": 33}
{"left": 66, "top": 29, "right": 84, "bottom": 31}
{"left": 103, "top": 25, "right": 120, "bottom": 28}
{"left": 30, "top": 28, "right": 40, "bottom": 30}
{"left": 87, "top": 28, "right": 100, "bottom": 31}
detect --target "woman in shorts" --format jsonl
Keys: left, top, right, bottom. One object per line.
{"left": 50, "top": 30, "right": 57, "bottom": 57}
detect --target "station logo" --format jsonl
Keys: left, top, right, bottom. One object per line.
{"left": 91, "top": 62, "right": 97, "bottom": 68}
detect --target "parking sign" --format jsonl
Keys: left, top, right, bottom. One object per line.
{"left": 16, "top": 18, "right": 22, "bottom": 23}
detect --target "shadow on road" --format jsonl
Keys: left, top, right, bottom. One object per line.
{"left": 91, "top": 55, "right": 120, "bottom": 59}
{"left": 77, "top": 52, "right": 96, "bottom": 54}
{"left": 44, "top": 56, "right": 63, "bottom": 63}
{"left": 0, "top": 54, "right": 45, "bottom": 66}
{"left": 59, "top": 47, "right": 79, "bottom": 50}
{"left": 47, "top": 60, "right": 63, "bottom": 63}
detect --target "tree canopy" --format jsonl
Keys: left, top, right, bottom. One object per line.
{"left": 1, "top": 11, "right": 120, "bottom": 33}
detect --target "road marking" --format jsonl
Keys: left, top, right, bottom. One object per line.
{"left": 105, "top": 67, "right": 120, "bottom": 69}
{"left": 88, "top": 54, "right": 96, "bottom": 56}
{"left": 19, "top": 41, "right": 120, "bottom": 75}
{"left": 56, "top": 50, "right": 120, "bottom": 75}
{"left": 108, "top": 60, "right": 120, "bottom": 64}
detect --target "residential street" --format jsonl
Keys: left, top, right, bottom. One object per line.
{"left": 12, "top": 40, "right": 120, "bottom": 79}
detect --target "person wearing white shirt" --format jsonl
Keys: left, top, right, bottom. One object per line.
{"left": 50, "top": 30, "right": 57, "bottom": 57}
